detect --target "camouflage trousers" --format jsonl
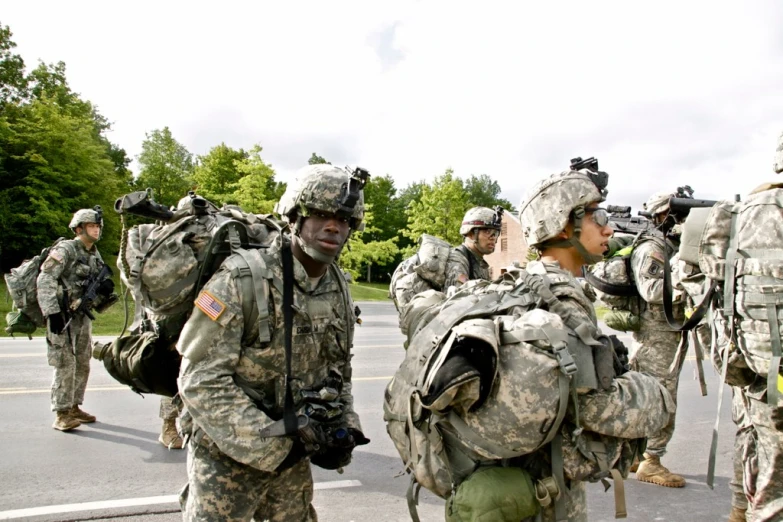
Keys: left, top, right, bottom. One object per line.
{"left": 731, "top": 387, "right": 751, "bottom": 513}
{"left": 46, "top": 314, "right": 92, "bottom": 412}
{"left": 742, "top": 382, "right": 783, "bottom": 522}
{"left": 538, "top": 480, "right": 586, "bottom": 522}
{"left": 630, "top": 326, "right": 685, "bottom": 457}
{"left": 180, "top": 440, "right": 317, "bottom": 522}
{"left": 160, "top": 396, "right": 179, "bottom": 421}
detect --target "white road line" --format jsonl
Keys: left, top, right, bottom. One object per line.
{"left": 0, "top": 377, "right": 392, "bottom": 395}
{"left": 0, "top": 480, "right": 362, "bottom": 520}
{"left": 0, "top": 353, "right": 45, "bottom": 357}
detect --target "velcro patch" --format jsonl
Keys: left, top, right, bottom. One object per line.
{"left": 48, "top": 250, "right": 64, "bottom": 263}
{"left": 195, "top": 291, "right": 226, "bottom": 321}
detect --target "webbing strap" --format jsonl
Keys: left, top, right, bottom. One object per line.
{"left": 690, "top": 330, "right": 708, "bottom": 397}
{"left": 588, "top": 440, "right": 627, "bottom": 519}
{"left": 233, "top": 249, "right": 272, "bottom": 343}
{"left": 707, "top": 337, "right": 732, "bottom": 489}
{"left": 662, "top": 246, "right": 717, "bottom": 331}
{"left": 723, "top": 211, "right": 740, "bottom": 318}
{"left": 406, "top": 475, "right": 422, "bottom": 522}
{"left": 551, "top": 434, "right": 568, "bottom": 522}
{"left": 281, "top": 243, "right": 297, "bottom": 435}
{"left": 765, "top": 300, "right": 782, "bottom": 407}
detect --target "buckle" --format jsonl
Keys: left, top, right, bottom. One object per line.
{"left": 553, "top": 342, "right": 577, "bottom": 376}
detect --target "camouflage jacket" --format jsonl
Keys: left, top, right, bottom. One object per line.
{"left": 444, "top": 244, "right": 491, "bottom": 289}
{"left": 630, "top": 237, "right": 684, "bottom": 325}
{"left": 37, "top": 238, "right": 104, "bottom": 317}
{"left": 177, "top": 243, "right": 362, "bottom": 472}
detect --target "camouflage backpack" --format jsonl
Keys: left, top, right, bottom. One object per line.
{"left": 692, "top": 186, "right": 783, "bottom": 405}
{"left": 4, "top": 238, "right": 65, "bottom": 339}
{"left": 584, "top": 232, "right": 667, "bottom": 332}
{"left": 385, "top": 262, "right": 673, "bottom": 521}
{"left": 93, "top": 190, "right": 284, "bottom": 396}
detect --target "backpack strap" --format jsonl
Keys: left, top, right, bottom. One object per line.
{"left": 458, "top": 244, "right": 478, "bottom": 280}
{"left": 228, "top": 248, "right": 273, "bottom": 343}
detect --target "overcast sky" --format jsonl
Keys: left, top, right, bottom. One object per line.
{"left": 4, "top": 1, "right": 782, "bottom": 213}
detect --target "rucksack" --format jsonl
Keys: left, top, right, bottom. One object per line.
{"left": 4, "top": 238, "right": 65, "bottom": 339}
{"left": 585, "top": 233, "right": 666, "bottom": 332}
{"left": 692, "top": 187, "right": 783, "bottom": 405}
{"left": 95, "top": 196, "right": 284, "bottom": 395}
{"left": 389, "top": 234, "right": 452, "bottom": 336}
{"left": 385, "top": 263, "right": 672, "bottom": 521}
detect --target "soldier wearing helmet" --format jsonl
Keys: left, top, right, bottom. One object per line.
{"left": 177, "top": 164, "right": 369, "bottom": 521}
{"left": 622, "top": 188, "right": 697, "bottom": 489}
{"left": 37, "top": 206, "right": 110, "bottom": 431}
{"left": 444, "top": 206, "right": 504, "bottom": 289}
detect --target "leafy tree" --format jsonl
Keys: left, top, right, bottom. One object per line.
{"left": 0, "top": 24, "right": 28, "bottom": 106}
{"left": 403, "top": 169, "right": 470, "bottom": 253}
{"left": 363, "top": 174, "right": 404, "bottom": 242}
{"left": 308, "top": 152, "right": 330, "bottom": 165}
{"left": 192, "top": 143, "right": 248, "bottom": 205}
{"left": 340, "top": 204, "right": 399, "bottom": 282}
{"left": 465, "top": 174, "right": 515, "bottom": 212}
{"left": 135, "top": 127, "right": 194, "bottom": 208}
{"left": 234, "top": 145, "right": 286, "bottom": 214}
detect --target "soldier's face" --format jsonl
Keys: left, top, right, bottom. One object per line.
{"left": 81, "top": 223, "right": 101, "bottom": 242}
{"left": 472, "top": 228, "right": 499, "bottom": 255}
{"left": 299, "top": 210, "right": 351, "bottom": 258}
{"left": 578, "top": 205, "right": 613, "bottom": 257}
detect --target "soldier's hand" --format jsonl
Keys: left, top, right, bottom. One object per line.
{"left": 48, "top": 313, "right": 66, "bottom": 335}
{"left": 310, "top": 447, "right": 353, "bottom": 470}
{"left": 348, "top": 428, "right": 370, "bottom": 447}
{"left": 275, "top": 438, "right": 306, "bottom": 473}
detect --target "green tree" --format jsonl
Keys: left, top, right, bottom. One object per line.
{"left": 308, "top": 152, "right": 330, "bottom": 165}
{"left": 340, "top": 204, "right": 399, "bottom": 282}
{"left": 403, "top": 169, "right": 470, "bottom": 252}
{"left": 135, "top": 127, "right": 194, "bottom": 208}
{"left": 0, "top": 24, "right": 28, "bottom": 106}
{"left": 234, "top": 145, "right": 286, "bottom": 214}
{"left": 465, "top": 174, "right": 515, "bottom": 212}
{"left": 192, "top": 143, "right": 248, "bottom": 205}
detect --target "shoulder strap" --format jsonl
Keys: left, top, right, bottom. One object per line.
{"left": 458, "top": 245, "right": 477, "bottom": 280}
{"left": 230, "top": 249, "right": 273, "bottom": 343}
{"left": 281, "top": 242, "right": 298, "bottom": 435}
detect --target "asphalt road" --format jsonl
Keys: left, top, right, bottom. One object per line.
{"left": 0, "top": 301, "right": 736, "bottom": 522}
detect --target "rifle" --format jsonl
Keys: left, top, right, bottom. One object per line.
{"left": 114, "top": 188, "right": 174, "bottom": 222}
{"left": 606, "top": 205, "right": 652, "bottom": 235}
{"left": 64, "top": 263, "right": 113, "bottom": 329}
{"left": 638, "top": 185, "right": 717, "bottom": 220}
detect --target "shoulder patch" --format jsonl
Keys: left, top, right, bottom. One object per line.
{"left": 48, "top": 250, "right": 64, "bottom": 263}
{"left": 195, "top": 291, "right": 227, "bottom": 321}
{"left": 649, "top": 250, "right": 665, "bottom": 264}
{"left": 457, "top": 273, "right": 468, "bottom": 284}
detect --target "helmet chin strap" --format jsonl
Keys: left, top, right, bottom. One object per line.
{"left": 464, "top": 235, "right": 487, "bottom": 257}
{"left": 292, "top": 217, "right": 344, "bottom": 265}
{"left": 545, "top": 207, "right": 604, "bottom": 265}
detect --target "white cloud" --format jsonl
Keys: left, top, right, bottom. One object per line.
{"left": 4, "top": 0, "right": 781, "bottom": 212}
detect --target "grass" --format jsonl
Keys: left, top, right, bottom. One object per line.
{"left": 1, "top": 278, "right": 392, "bottom": 338}
{"left": 595, "top": 305, "right": 609, "bottom": 321}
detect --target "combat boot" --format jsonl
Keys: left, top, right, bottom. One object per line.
{"left": 727, "top": 506, "right": 747, "bottom": 522}
{"left": 635, "top": 453, "right": 686, "bottom": 488}
{"left": 70, "top": 405, "right": 96, "bottom": 423}
{"left": 159, "top": 418, "right": 183, "bottom": 450}
{"left": 52, "top": 410, "right": 81, "bottom": 431}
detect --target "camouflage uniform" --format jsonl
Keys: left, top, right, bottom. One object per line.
{"left": 37, "top": 238, "right": 103, "bottom": 414}
{"left": 629, "top": 237, "right": 686, "bottom": 460}
{"left": 177, "top": 165, "right": 365, "bottom": 522}
{"left": 443, "top": 246, "right": 491, "bottom": 289}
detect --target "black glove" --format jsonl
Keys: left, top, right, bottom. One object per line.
{"left": 609, "top": 334, "right": 630, "bottom": 376}
{"left": 48, "top": 313, "right": 66, "bottom": 335}
{"left": 309, "top": 428, "right": 370, "bottom": 470}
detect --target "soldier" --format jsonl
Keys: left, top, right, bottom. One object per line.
{"left": 37, "top": 207, "right": 109, "bottom": 431}
{"left": 177, "top": 165, "right": 369, "bottom": 521}
{"left": 628, "top": 190, "right": 690, "bottom": 488}
{"left": 518, "top": 169, "right": 614, "bottom": 521}
{"left": 444, "top": 206, "right": 503, "bottom": 289}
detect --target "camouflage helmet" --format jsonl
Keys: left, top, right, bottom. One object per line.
{"left": 459, "top": 207, "right": 503, "bottom": 236}
{"left": 643, "top": 191, "right": 675, "bottom": 216}
{"left": 275, "top": 164, "right": 367, "bottom": 231}
{"left": 519, "top": 170, "right": 606, "bottom": 247}
{"left": 775, "top": 131, "right": 783, "bottom": 174}
{"left": 69, "top": 206, "right": 103, "bottom": 232}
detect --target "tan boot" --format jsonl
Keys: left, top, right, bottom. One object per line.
{"left": 70, "top": 405, "right": 96, "bottom": 423}
{"left": 636, "top": 453, "right": 686, "bottom": 488}
{"left": 159, "top": 418, "right": 183, "bottom": 450}
{"left": 629, "top": 457, "right": 640, "bottom": 473}
{"left": 727, "top": 506, "right": 747, "bottom": 522}
{"left": 53, "top": 410, "right": 81, "bottom": 431}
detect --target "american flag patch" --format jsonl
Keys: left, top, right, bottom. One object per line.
{"left": 48, "top": 250, "right": 63, "bottom": 263}
{"left": 195, "top": 291, "right": 226, "bottom": 321}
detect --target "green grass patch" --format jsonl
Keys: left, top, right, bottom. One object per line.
{"left": 350, "top": 282, "right": 391, "bottom": 302}
{"left": 594, "top": 305, "right": 609, "bottom": 321}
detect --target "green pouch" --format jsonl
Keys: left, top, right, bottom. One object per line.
{"left": 5, "top": 310, "right": 39, "bottom": 339}
{"left": 604, "top": 310, "right": 641, "bottom": 332}
{"left": 446, "top": 466, "right": 539, "bottom": 522}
